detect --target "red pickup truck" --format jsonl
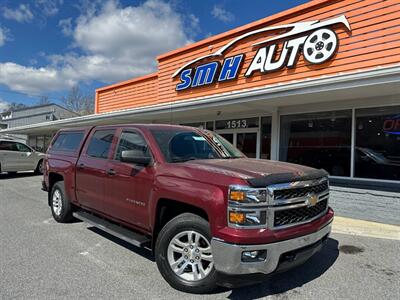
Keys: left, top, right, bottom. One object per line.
{"left": 42, "top": 124, "right": 333, "bottom": 293}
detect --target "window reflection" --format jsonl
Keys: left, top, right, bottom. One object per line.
{"left": 355, "top": 107, "right": 400, "bottom": 180}
{"left": 280, "top": 110, "right": 352, "bottom": 176}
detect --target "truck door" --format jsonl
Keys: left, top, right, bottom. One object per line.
{"left": 104, "top": 129, "right": 155, "bottom": 230}
{"left": 75, "top": 128, "right": 116, "bottom": 213}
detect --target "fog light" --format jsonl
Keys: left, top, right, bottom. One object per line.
{"left": 241, "top": 250, "right": 267, "bottom": 262}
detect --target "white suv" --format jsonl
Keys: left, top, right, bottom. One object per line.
{"left": 0, "top": 139, "right": 45, "bottom": 174}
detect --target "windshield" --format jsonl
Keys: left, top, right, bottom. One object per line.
{"left": 150, "top": 128, "right": 244, "bottom": 163}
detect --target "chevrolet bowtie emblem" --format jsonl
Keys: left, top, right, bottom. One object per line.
{"left": 307, "top": 193, "right": 318, "bottom": 207}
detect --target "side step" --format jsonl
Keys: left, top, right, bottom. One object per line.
{"left": 73, "top": 210, "right": 150, "bottom": 248}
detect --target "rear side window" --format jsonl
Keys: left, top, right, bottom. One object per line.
{"left": 52, "top": 132, "right": 84, "bottom": 152}
{"left": 86, "top": 129, "right": 115, "bottom": 159}
{"left": 0, "top": 141, "right": 15, "bottom": 151}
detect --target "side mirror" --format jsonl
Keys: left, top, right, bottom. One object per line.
{"left": 121, "top": 150, "right": 152, "bottom": 166}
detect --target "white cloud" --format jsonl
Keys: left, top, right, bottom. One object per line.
{"left": 34, "top": 0, "right": 63, "bottom": 17}
{"left": 3, "top": 4, "right": 34, "bottom": 23}
{"left": 59, "top": 17, "right": 73, "bottom": 36}
{"left": 0, "top": 0, "right": 195, "bottom": 94}
{"left": 211, "top": 5, "right": 234, "bottom": 23}
{"left": 0, "top": 62, "right": 75, "bottom": 94}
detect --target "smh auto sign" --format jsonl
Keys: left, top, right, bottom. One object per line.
{"left": 173, "top": 15, "right": 351, "bottom": 91}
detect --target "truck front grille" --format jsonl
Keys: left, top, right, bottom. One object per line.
{"left": 273, "top": 181, "right": 328, "bottom": 201}
{"left": 274, "top": 199, "right": 328, "bottom": 227}
{"left": 268, "top": 178, "right": 329, "bottom": 229}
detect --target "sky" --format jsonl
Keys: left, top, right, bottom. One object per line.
{"left": 0, "top": 0, "right": 308, "bottom": 111}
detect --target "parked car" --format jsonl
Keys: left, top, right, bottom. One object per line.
{"left": 43, "top": 124, "right": 332, "bottom": 293}
{"left": 0, "top": 138, "right": 45, "bottom": 174}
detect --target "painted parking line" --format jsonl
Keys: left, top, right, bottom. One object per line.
{"left": 332, "top": 216, "right": 400, "bottom": 240}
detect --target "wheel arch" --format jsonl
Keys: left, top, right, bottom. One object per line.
{"left": 48, "top": 172, "right": 64, "bottom": 206}
{"left": 152, "top": 198, "right": 209, "bottom": 250}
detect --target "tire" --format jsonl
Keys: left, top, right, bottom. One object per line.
{"left": 35, "top": 159, "right": 44, "bottom": 175}
{"left": 155, "top": 213, "right": 217, "bottom": 294}
{"left": 50, "top": 181, "right": 73, "bottom": 223}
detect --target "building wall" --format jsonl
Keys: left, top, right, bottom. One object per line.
{"left": 1, "top": 104, "right": 78, "bottom": 129}
{"left": 96, "top": 73, "right": 158, "bottom": 113}
{"left": 96, "top": 0, "right": 400, "bottom": 113}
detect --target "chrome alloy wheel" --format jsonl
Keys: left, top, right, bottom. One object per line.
{"left": 167, "top": 231, "right": 213, "bottom": 281}
{"left": 52, "top": 189, "right": 62, "bottom": 216}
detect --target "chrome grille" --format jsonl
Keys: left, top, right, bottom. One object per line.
{"left": 274, "top": 199, "right": 328, "bottom": 227}
{"left": 273, "top": 181, "right": 328, "bottom": 201}
{"left": 267, "top": 178, "right": 329, "bottom": 229}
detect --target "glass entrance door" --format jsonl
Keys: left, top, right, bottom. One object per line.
{"left": 218, "top": 130, "right": 259, "bottom": 158}
{"left": 236, "top": 132, "right": 257, "bottom": 158}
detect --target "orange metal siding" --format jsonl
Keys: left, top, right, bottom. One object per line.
{"left": 96, "top": 73, "right": 158, "bottom": 113}
{"left": 96, "top": 0, "right": 400, "bottom": 114}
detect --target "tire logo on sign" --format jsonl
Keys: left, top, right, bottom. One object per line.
{"left": 173, "top": 15, "right": 351, "bottom": 91}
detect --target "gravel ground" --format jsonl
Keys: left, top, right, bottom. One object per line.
{"left": 0, "top": 173, "right": 399, "bottom": 299}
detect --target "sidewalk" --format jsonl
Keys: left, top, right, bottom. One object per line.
{"left": 332, "top": 216, "right": 400, "bottom": 240}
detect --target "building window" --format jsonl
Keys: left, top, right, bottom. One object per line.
{"left": 280, "top": 110, "right": 352, "bottom": 176}
{"left": 355, "top": 106, "right": 400, "bottom": 181}
{"left": 261, "top": 117, "right": 271, "bottom": 159}
{"left": 205, "top": 121, "right": 214, "bottom": 131}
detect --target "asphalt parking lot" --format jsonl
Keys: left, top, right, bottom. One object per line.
{"left": 1, "top": 173, "right": 399, "bottom": 299}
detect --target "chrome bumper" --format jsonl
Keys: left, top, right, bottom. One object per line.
{"left": 211, "top": 222, "right": 331, "bottom": 275}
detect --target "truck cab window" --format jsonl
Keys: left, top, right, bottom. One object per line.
{"left": 86, "top": 129, "right": 115, "bottom": 159}
{"left": 52, "top": 132, "right": 84, "bottom": 152}
{"left": 115, "top": 131, "right": 149, "bottom": 161}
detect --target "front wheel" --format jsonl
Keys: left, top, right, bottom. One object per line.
{"left": 155, "top": 213, "right": 217, "bottom": 294}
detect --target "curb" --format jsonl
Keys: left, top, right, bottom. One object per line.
{"left": 332, "top": 216, "right": 400, "bottom": 240}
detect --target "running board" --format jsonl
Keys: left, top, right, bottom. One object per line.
{"left": 73, "top": 210, "right": 150, "bottom": 248}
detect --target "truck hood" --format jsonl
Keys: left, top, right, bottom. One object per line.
{"left": 182, "top": 158, "right": 328, "bottom": 187}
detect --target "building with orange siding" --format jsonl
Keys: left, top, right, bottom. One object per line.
{"left": 2, "top": 0, "right": 400, "bottom": 186}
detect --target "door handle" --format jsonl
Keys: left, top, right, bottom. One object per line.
{"left": 77, "top": 163, "right": 85, "bottom": 169}
{"left": 107, "top": 169, "right": 116, "bottom": 176}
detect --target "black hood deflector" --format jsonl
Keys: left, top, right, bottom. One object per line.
{"left": 247, "top": 169, "right": 328, "bottom": 188}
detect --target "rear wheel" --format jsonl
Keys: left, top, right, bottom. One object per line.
{"left": 50, "top": 181, "right": 73, "bottom": 223}
{"left": 35, "top": 159, "right": 43, "bottom": 174}
{"left": 155, "top": 213, "right": 217, "bottom": 294}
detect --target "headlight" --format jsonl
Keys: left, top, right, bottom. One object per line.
{"left": 228, "top": 185, "right": 268, "bottom": 228}
{"left": 228, "top": 185, "right": 267, "bottom": 204}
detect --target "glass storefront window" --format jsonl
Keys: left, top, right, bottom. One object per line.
{"left": 205, "top": 121, "right": 214, "bottom": 131}
{"left": 280, "top": 110, "right": 352, "bottom": 176}
{"left": 355, "top": 106, "right": 400, "bottom": 181}
{"left": 261, "top": 117, "right": 271, "bottom": 159}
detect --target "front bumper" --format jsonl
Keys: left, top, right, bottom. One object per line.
{"left": 211, "top": 221, "right": 331, "bottom": 275}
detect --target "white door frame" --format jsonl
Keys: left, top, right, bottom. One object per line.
{"left": 216, "top": 128, "right": 260, "bottom": 159}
